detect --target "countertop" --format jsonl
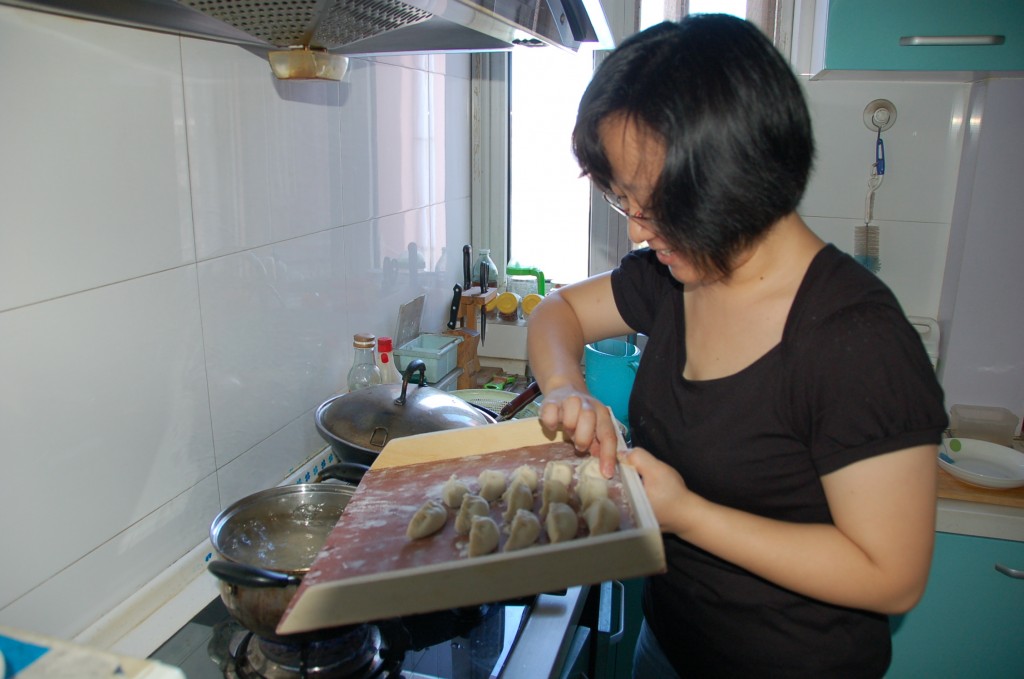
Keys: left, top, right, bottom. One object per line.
{"left": 936, "top": 467, "right": 1024, "bottom": 542}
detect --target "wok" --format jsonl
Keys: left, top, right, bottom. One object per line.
{"left": 315, "top": 359, "right": 539, "bottom": 469}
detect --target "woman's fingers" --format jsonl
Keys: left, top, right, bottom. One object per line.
{"left": 538, "top": 391, "right": 620, "bottom": 476}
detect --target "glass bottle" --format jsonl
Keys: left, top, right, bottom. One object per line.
{"left": 476, "top": 249, "right": 499, "bottom": 288}
{"left": 347, "top": 333, "right": 382, "bottom": 392}
{"left": 376, "top": 336, "right": 402, "bottom": 384}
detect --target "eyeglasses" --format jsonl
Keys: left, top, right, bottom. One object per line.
{"left": 601, "top": 192, "right": 658, "bottom": 229}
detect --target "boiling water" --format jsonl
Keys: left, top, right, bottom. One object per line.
{"left": 224, "top": 502, "right": 343, "bottom": 571}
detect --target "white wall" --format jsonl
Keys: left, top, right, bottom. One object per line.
{"left": 0, "top": 6, "right": 471, "bottom": 640}
{"left": 799, "top": 77, "right": 969, "bottom": 319}
{"left": 798, "top": 74, "right": 1023, "bottom": 424}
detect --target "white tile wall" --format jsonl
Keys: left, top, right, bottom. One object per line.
{"left": 0, "top": 4, "right": 471, "bottom": 641}
{"left": 182, "top": 39, "right": 346, "bottom": 259}
{"left": 799, "top": 77, "right": 970, "bottom": 318}
{"left": 0, "top": 10, "right": 193, "bottom": 312}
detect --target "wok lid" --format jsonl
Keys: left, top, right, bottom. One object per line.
{"left": 315, "top": 359, "right": 494, "bottom": 453}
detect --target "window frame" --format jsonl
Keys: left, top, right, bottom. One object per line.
{"left": 471, "top": 0, "right": 796, "bottom": 285}
{"left": 471, "top": 1, "right": 640, "bottom": 284}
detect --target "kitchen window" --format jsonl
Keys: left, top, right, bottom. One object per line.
{"left": 472, "top": 0, "right": 794, "bottom": 287}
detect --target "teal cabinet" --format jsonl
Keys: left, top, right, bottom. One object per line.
{"left": 816, "top": 0, "right": 1024, "bottom": 74}
{"left": 585, "top": 578, "right": 644, "bottom": 679}
{"left": 887, "top": 532, "right": 1024, "bottom": 677}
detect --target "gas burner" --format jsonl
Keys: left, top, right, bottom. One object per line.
{"left": 218, "top": 622, "right": 397, "bottom": 679}
{"left": 191, "top": 596, "right": 531, "bottom": 679}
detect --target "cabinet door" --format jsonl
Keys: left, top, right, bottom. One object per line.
{"left": 887, "top": 532, "right": 1024, "bottom": 677}
{"left": 824, "top": 0, "right": 1024, "bottom": 72}
{"left": 588, "top": 579, "right": 644, "bottom": 679}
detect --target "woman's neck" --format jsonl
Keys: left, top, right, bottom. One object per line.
{"left": 696, "top": 213, "right": 824, "bottom": 298}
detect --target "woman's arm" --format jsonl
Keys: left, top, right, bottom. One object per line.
{"left": 527, "top": 273, "right": 635, "bottom": 477}
{"left": 625, "top": 443, "right": 937, "bottom": 613}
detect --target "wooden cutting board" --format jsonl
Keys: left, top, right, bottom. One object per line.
{"left": 937, "top": 467, "right": 1024, "bottom": 509}
{"left": 276, "top": 418, "right": 665, "bottom": 635}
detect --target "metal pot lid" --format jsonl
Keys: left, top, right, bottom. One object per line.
{"left": 316, "top": 379, "right": 493, "bottom": 452}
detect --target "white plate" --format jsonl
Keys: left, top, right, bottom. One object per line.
{"left": 938, "top": 438, "right": 1024, "bottom": 489}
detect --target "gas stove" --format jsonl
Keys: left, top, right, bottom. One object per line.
{"left": 150, "top": 595, "right": 531, "bottom": 679}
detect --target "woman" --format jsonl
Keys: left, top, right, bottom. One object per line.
{"left": 526, "top": 15, "right": 947, "bottom": 678}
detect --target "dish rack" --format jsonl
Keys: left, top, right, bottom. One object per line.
{"left": 452, "top": 389, "right": 542, "bottom": 420}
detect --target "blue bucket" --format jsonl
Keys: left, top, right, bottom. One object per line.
{"left": 584, "top": 339, "right": 640, "bottom": 431}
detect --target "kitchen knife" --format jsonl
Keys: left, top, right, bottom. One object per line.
{"left": 447, "top": 284, "right": 462, "bottom": 329}
{"left": 462, "top": 244, "right": 471, "bottom": 291}
{"left": 480, "top": 262, "right": 488, "bottom": 345}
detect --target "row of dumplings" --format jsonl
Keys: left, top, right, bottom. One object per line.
{"left": 405, "top": 458, "right": 622, "bottom": 557}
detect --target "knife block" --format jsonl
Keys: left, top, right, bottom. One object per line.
{"left": 442, "top": 327, "right": 480, "bottom": 389}
{"left": 457, "top": 287, "right": 496, "bottom": 332}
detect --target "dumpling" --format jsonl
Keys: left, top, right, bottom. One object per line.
{"left": 455, "top": 493, "right": 490, "bottom": 535}
{"left": 576, "top": 475, "right": 609, "bottom": 510}
{"left": 441, "top": 474, "right": 471, "bottom": 508}
{"left": 467, "top": 515, "right": 500, "bottom": 556}
{"left": 509, "top": 464, "right": 539, "bottom": 492}
{"left": 576, "top": 456, "right": 605, "bottom": 482}
{"left": 543, "top": 460, "right": 573, "bottom": 488}
{"left": 546, "top": 502, "right": 579, "bottom": 543}
{"left": 503, "top": 510, "right": 541, "bottom": 552}
{"left": 477, "top": 469, "right": 507, "bottom": 502}
{"left": 583, "top": 497, "right": 620, "bottom": 536}
{"left": 502, "top": 479, "right": 534, "bottom": 521}
{"left": 406, "top": 499, "right": 447, "bottom": 539}
{"left": 539, "top": 478, "right": 569, "bottom": 519}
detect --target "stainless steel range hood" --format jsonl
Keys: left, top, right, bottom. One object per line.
{"left": 1, "top": 0, "right": 615, "bottom": 57}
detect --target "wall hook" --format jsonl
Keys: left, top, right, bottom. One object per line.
{"left": 863, "top": 99, "right": 897, "bottom": 132}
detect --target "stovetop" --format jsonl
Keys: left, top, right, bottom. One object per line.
{"left": 148, "top": 596, "right": 528, "bottom": 679}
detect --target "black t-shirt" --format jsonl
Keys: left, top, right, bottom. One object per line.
{"left": 611, "top": 245, "right": 947, "bottom": 678}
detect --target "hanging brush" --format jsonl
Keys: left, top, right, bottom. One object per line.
{"left": 854, "top": 127, "right": 885, "bottom": 273}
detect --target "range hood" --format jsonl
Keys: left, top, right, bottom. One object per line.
{"left": 1, "top": 0, "right": 615, "bottom": 58}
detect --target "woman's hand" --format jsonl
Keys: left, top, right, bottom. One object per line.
{"left": 618, "top": 447, "right": 696, "bottom": 533}
{"left": 538, "top": 384, "right": 621, "bottom": 478}
{"left": 526, "top": 273, "right": 635, "bottom": 478}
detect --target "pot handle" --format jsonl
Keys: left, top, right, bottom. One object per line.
{"left": 497, "top": 382, "right": 541, "bottom": 421}
{"left": 208, "top": 560, "right": 301, "bottom": 589}
{"left": 394, "top": 359, "right": 427, "bottom": 406}
{"left": 315, "top": 461, "right": 369, "bottom": 484}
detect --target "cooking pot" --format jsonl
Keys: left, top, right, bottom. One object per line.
{"left": 208, "top": 480, "right": 360, "bottom": 641}
{"left": 315, "top": 359, "right": 495, "bottom": 467}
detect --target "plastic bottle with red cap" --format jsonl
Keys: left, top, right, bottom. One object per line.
{"left": 376, "top": 336, "right": 402, "bottom": 384}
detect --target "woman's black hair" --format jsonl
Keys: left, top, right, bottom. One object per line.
{"left": 573, "top": 15, "right": 815, "bottom": 277}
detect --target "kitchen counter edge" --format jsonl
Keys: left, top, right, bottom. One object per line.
{"left": 936, "top": 498, "right": 1024, "bottom": 542}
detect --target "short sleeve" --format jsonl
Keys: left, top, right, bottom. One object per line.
{"left": 791, "top": 302, "right": 948, "bottom": 475}
{"left": 611, "top": 249, "right": 681, "bottom": 336}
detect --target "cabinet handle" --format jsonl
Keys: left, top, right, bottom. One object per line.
{"left": 598, "top": 580, "right": 626, "bottom": 644}
{"left": 900, "top": 35, "right": 1005, "bottom": 47}
{"left": 994, "top": 563, "right": 1024, "bottom": 579}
